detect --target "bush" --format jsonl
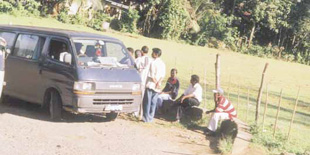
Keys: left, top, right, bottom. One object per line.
{"left": 10, "top": 2, "right": 28, "bottom": 17}
{"left": 250, "top": 124, "right": 305, "bottom": 154}
{"left": 0, "top": 1, "right": 14, "bottom": 13}
{"left": 57, "top": 9, "right": 71, "bottom": 24}
{"left": 120, "top": 9, "right": 140, "bottom": 33}
{"left": 158, "top": 0, "right": 190, "bottom": 40}
{"left": 110, "top": 19, "right": 122, "bottom": 31}
{"left": 88, "top": 11, "right": 111, "bottom": 31}
{"left": 71, "top": 13, "right": 87, "bottom": 25}
{"left": 24, "top": 0, "right": 41, "bottom": 16}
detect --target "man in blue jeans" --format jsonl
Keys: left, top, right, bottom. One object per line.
{"left": 143, "top": 48, "right": 166, "bottom": 122}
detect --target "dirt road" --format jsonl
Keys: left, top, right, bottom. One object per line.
{"left": 0, "top": 100, "right": 215, "bottom": 155}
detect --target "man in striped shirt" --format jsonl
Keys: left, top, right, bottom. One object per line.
{"left": 205, "top": 88, "right": 237, "bottom": 135}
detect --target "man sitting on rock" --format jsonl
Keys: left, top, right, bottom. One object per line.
{"left": 205, "top": 88, "right": 237, "bottom": 136}
{"left": 174, "top": 75, "right": 202, "bottom": 122}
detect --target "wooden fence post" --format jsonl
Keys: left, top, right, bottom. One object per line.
{"left": 215, "top": 54, "right": 220, "bottom": 89}
{"left": 256, "top": 63, "right": 269, "bottom": 123}
{"left": 246, "top": 87, "right": 250, "bottom": 122}
{"left": 273, "top": 89, "right": 283, "bottom": 139}
{"left": 287, "top": 87, "right": 301, "bottom": 141}
{"left": 262, "top": 84, "right": 269, "bottom": 131}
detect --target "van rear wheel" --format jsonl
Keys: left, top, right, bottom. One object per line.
{"left": 49, "top": 91, "right": 62, "bottom": 121}
{"left": 106, "top": 112, "right": 118, "bottom": 121}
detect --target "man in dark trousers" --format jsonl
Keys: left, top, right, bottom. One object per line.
{"left": 174, "top": 75, "right": 202, "bottom": 122}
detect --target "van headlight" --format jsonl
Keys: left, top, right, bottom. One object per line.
{"left": 132, "top": 83, "right": 141, "bottom": 95}
{"left": 74, "top": 82, "right": 95, "bottom": 95}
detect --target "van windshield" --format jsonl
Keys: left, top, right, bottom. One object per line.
{"left": 73, "top": 39, "right": 134, "bottom": 68}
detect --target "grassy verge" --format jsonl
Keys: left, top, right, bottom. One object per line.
{"left": 1, "top": 14, "right": 310, "bottom": 153}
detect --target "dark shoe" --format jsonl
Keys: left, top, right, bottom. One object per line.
{"left": 204, "top": 128, "right": 216, "bottom": 137}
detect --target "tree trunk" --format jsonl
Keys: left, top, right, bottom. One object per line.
{"left": 248, "top": 22, "right": 256, "bottom": 47}
{"left": 231, "top": 0, "right": 236, "bottom": 15}
{"left": 278, "top": 27, "right": 282, "bottom": 47}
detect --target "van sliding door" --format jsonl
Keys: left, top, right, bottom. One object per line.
{"left": 6, "top": 33, "right": 46, "bottom": 104}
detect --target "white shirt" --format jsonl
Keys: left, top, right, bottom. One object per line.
{"left": 136, "top": 55, "right": 153, "bottom": 86}
{"left": 146, "top": 58, "right": 166, "bottom": 92}
{"left": 184, "top": 83, "right": 203, "bottom": 102}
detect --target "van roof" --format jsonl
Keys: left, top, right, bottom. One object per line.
{"left": 0, "top": 25, "right": 121, "bottom": 42}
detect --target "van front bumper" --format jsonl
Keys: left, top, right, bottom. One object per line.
{"left": 69, "top": 93, "right": 142, "bottom": 114}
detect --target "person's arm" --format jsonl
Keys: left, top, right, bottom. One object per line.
{"left": 181, "top": 93, "right": 195, "bottom": 103}
{"left": 206, "top": 96, "right": 220, "bottom": 114}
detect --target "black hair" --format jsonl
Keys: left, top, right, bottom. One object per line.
{"left": 141, "top": 46, "right": 149, "bottom": 54}
{"left": 191, "top": 75, "right": 199, "bottom": 83}
{"left": 152, "top": 48, "right": 162, "bottom": 57}
{"left": 171, "top": 68, "right": 177, "bottom": 74}
{"left": 127, "top": 47, "right": 134, "bottom": 53}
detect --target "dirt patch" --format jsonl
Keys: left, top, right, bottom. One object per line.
{"left": 0, "top": 101, "right": 216, "bottom": 155}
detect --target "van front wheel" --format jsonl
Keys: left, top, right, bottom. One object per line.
{"left": 49, "top": 91, "right": 62, "bottom": 121}
{"left": 106, "top": 112, "right": 118, "bottom": 121}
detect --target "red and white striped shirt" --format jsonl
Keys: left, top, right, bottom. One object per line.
{"left": 216, "top": 96, "right": 237, "bottom": 119}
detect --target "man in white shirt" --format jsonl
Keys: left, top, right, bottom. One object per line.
{"left": 174, "top": 75, "right": 202, "bottom": 122}
{"left": 143, "top": 48, "right": 166, "bottom": 122}
{"left": 135, "top": 46, "right": 152, "bottom": 119}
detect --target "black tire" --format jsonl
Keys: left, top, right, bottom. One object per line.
{"left": 106, "top": 112, "right": 118, "bottom": 121}
{"left": 49, "top": 91, "right": 62, "bottom": 121}
{"left": 0, "top": 94, "right": 9, "bottom": 104}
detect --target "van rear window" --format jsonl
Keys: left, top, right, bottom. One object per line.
{"left": 0, "top": 32, "right": 16, "bottom": 50}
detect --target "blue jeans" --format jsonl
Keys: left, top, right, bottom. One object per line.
{"left": 143, "top": 88, "right": 159, "bottom": 122}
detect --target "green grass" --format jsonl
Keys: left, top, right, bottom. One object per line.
{"left": 1, "top": 14, "right": 310, "bottom": 153}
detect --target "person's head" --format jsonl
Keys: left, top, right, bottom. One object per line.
{"left": 135, "top": 49, "right": 142, "bottom": 58}
{"left": 212, "top": 88, "right": 224, "bottom": 102}
{"left": 190, "top": 74, "right": 199, "bottom": 85}
{"left": 127, "top": 47, "right": 134, "bottom": 54}
{"left": 141, "top": 46, "right": 149, "bottom": 55}
{"left": 75, "top": 43, "right": 84, "bottom": 54}
{"left": 151, "top": 48, "right": 162, "bottom": 59}
{"left": 170, "top": 68, "right": 177, "bottom": 78}
{"left": 61, "top": 43, "right": 68, "bottom": 52}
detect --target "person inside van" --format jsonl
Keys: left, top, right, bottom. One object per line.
{"left": 59, "top": 43, "right": 70, "bottom": 62}
{"left": 75, "top": 42, "right": 86, "bottom": 57}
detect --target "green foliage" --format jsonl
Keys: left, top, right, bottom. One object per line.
{"left": 57, "top": 9, "right": 71, "bottom": 24}
{"left": 158, "top": 0, "right": 190, "bottom": 40}
{"left": 218, "top": 137, "right": 234, "bottom": 154}
{"left": 250, "top": 124, "right": 305, "bottom": 154}
{"left": 120, "top": 9, "right": 140, "bottom": 33}
{"left": 88, "top": 11, "right": 111, "bottom": 31}
{"left": 70, "top": 14, "right": 87, "bottom": 25}
{"left": 0, "top": 1, "right": 14, "bottom": 13}
{"left": 24, "top": 0, "right": 41, "bottom": 16}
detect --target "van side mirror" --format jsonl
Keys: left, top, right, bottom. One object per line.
{"left": 64, "top": 53, "right": 72, "bottom": 65}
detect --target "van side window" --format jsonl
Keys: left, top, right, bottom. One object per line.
{"left": 48, "top": 39, "right": 71, "bottom": 63}
{"left": 13, "top": 34, "right": 45, "bottom": 60}
{"left": 0, "top": 32, "right": 16, "bottom": 50}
